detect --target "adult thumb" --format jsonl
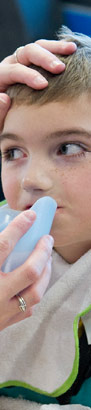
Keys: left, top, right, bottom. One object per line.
{"left": 0, "top": 94, "right": 11, "bottom": 132}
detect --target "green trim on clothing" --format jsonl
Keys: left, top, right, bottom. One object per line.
{"left": 0, "top": 305, "right": 91, "bottom": 398}
{"left": 0, "top": 199, "right": 7, "bottom": 206}
{"left": 0, "top": 379, "right": 91, "bottom": 407}
{"left": 70, "top": 377, "right": 91, "bottom": 407}
{"left": 0, "top": 386, "right": 58, "bottom": 404}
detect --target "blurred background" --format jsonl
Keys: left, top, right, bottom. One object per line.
{"left": 0, "top": 0, "right": 91, "bottom": 201}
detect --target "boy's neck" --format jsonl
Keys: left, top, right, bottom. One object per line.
{"left": 55, "top": 241, "right": 91, "bottom": 264}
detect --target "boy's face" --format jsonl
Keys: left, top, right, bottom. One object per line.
{"left": 0, "top": 94, "right": 91, "bottom": 263}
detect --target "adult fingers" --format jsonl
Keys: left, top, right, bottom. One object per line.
{"left": 7, "top": 255, "right": 52, "bottom": 322}
{"left": 2, "top": 39, "right": 77, "bottom": 67}
{"left": 0, "top": 94, "right": 11, "bottom": 132}
{"left": 1, "top": 307, "right": 33, "bottom": 330}
{"left": 0, "top": 40, "right": 77, "bottom": 96}
{"left": 0, "top": 245, "right": 53, "bottom": 330}
{"left": 4, "top": 236, "right": 54, "bottom": 299}
{"left": 17, "top": 255, "right": 52, "bottom": 309}
{"left": 10, "top": 43, "right": 65, "bottom": 72}
{"left": 35, "top": 39, "right": 77, "bottom": 54}
{"left": 0, "top": 209, "right": 36, "bottom": 268}
{"left": 0, "top": 63, "right": 48, "bottom": 92}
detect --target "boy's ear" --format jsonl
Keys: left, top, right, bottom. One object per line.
{"left": 0, "top": 95, "right": 11, "bottom": 133}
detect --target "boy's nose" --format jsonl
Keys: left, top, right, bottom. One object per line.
{"left": 21, "top": 173, "right": 52, "bottom": 192}
{"left": 20, "top": 157, "right": 53, "bottom": 192}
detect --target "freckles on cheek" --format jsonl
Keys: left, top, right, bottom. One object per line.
{"left": 60, "top": 169, "right": 83, "bottom": 204}
{"left": 66, "top": 167, "right": 91, "bottom": 214}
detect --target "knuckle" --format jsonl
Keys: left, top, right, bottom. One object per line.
{"left": 24, "top": 43, "right": 34, "bottom": 53}
{"left": 25, "top": 263, "right": 33, "bottom": 282}
{"left": 35, "top": 39, "right": 43, "bottom": 45}
{"left": 13, "top": 214, "right": 30, "bottom": 234}
{"left": 0, "top": 236, "right": 10, "bottom": 255}
{"left": 25, "top": 262, "right": 39, "bottom": 282}
{"left": 16, "top": 219, "right": 26, "bottom": 232}
{"left": 9, "top": 64, "right": 17, "bottom": 80}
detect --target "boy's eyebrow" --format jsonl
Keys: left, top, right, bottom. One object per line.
{"left": 0, "top": 133, "right": 24, "bottom": 143}
{"left": 0, "top": 128, "right": 91, "bottom": 143}
{"left": 45, "top": 128, "right": 91, "bottom": 141}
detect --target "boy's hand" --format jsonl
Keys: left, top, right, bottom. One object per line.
{"left": 0, "top": 209, "right": 54, "bottom": 331}
{"left": 0, "top": 39, "right": 77, "bottom": 132}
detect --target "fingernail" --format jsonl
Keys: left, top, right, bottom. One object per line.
{"left": 50, "top": 60, "right": 65, "bottom": 69}
{"left": 34, "top": 75, "right": 48, "bottom": 85}
{"left": 24, "top": 210, "right": 36, "bottom": 221}
{"left": 46, "top": 235, "right": 54, "bottom": 247}
{"left": 0, "top": 97, "right": 7, "bottom": 104}
{"left": 71, "top": 43, "right": 77, "bottom": 50}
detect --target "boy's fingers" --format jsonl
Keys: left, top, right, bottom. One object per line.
{"left": 0, "top": 94, "right": 11, "bottom": 132}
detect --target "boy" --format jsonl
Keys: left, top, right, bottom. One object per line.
{"left": 0, "top": 26, "right": 91, "bottom": 409}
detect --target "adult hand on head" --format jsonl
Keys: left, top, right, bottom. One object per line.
{"left": 0, "top": 39, "right": 77, "bottom": 132}
{"left": 0, "top": 209, "right": 54, "bottom": 331}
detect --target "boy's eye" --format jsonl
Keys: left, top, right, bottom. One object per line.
{"left": 56, "top": 143, "right": 85, "bottom": 158}
{"left": 1, "top": 142, "right": 86, "bottom": 163}
{"left": 1, "top": 148, "right": 24, "bottom": 161}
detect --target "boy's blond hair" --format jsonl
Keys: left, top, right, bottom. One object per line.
{"left": 7, "top": 26, "right": 91, "bottom": 105}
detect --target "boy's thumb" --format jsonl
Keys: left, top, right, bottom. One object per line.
{"left": 0, "top": 94, "right": 11, "bottom": 132}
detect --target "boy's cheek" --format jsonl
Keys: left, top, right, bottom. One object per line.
{"left": 1, "top": 171, "right": 18, "bottom": 208}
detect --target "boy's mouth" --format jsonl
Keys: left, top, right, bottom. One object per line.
{"left": 25, "top": 205, "right": 33, "bottom": 209}
{"left": 25, "top": 204, "right": 62, "bottom": 210}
